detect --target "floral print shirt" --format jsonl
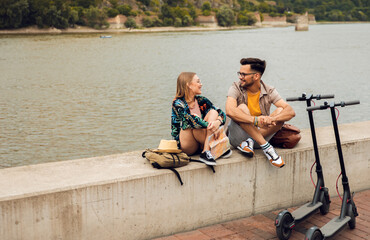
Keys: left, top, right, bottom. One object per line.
{"left": 171, "top": 96, "right": 226, "bottom": 142}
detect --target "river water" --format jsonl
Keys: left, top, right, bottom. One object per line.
{"left": 0, "top": 23, "right": 369, "bottom": 168}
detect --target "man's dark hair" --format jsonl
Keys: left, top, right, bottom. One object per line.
{"left": 240, "top": 58, "right": 266, "bottom": 75}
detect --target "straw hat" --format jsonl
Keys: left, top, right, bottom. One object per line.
{"left": 153, "top": 139, "right": 182, "bottom": 153}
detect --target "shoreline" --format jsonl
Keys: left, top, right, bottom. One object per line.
{"left": 0, "top": 22, "right": 368, "bottom": 35}
{"left": 0, "top": 25, "right": 263, "bottom": 35}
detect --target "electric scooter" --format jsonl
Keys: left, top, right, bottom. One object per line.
{"left": 275, "top": 93, "right": 334, "bottom": 240}
{"left": 304, "top": 100, "right": 359, "bottom": 240}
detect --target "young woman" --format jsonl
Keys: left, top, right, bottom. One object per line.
{"left": 171, "top": 72, "right": 227, "bottom": 165}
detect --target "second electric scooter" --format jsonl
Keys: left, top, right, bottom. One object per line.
{"left": 305, "top": 100, "right": 359, "bottom": 240}
{"left": 275, "top": 93, "right": 334, "bottom": 240}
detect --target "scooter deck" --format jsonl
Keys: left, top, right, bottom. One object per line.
{"left": 292, "top": 202, "right": 322, "bottom": 221}
{"left": 321, "top": 216, "right": 351, "bottom": 238}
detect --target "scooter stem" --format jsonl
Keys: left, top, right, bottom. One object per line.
{"left": 329, "top": 106, "right": 348, "bottom": 181}
{"left": 307, "top": 99, "right": 324, "bottom": 205}
{"left": 330, "top": 105, "right": 352, "bottom": 220}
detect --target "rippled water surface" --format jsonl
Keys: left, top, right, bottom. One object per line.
{"left": 1, "top": 23, "right": 369, "bottom": 167}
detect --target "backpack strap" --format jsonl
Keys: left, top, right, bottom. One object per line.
{"left": 143, "top": 150, "right": 184, "bottom": 185}
{"left": 169, "top": 153, "right": 181, "bottom": 166}
{"left": 151, "top": 162, "right": 183, "bottom": 185}
{"left": 142, "top": 151, "right": 214, "bottom": 185}
{"left": 189, "top": 158, "right": 216, "bottom": 173}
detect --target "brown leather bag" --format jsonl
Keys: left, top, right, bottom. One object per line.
{"left": 270, "top": 124, "right": 301, "bottom": 148}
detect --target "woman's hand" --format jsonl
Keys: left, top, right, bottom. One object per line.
{"left": 207, "top": 120, "right": 221, "bottom": 134}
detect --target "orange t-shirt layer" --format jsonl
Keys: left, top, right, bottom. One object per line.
{"left": 247, "top": 91, "right": 262, "bottom": 116}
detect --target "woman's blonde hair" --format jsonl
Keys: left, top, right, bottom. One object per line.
{"left": 175, "top": 72, "right": 196, "bottom": 100}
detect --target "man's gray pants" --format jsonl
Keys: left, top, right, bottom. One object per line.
{"left": 226, "top": 119, "right": 275, "bottom": 149}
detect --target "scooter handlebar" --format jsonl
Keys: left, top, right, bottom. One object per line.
{"left": 306, "top": 100, "right": 360, "bottom": 111}
{"left": 286, "top": 93, "right": 334, "bottom": 101}
{"left": 342, "top": 100, "right": 360, "bottom": 106}
{"left": 306, "top": 105, "right": 328, "bottom": 111}
{"left": 286, "top": 96, "right": 302, "bottom": 101}
{"left": 318, "top": 94, "right": 335, "bottom": 99}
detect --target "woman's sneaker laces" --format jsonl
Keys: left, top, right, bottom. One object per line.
{"left": 261, "top": 142, "right": 285, "bottom": 168}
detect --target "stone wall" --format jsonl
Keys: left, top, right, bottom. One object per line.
{"left": 1, "top": 121, "right": 369, "bottom": 240}
{"left": 261, "top": 13, "right": 287, "bottom": 27}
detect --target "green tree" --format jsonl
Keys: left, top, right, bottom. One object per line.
{"left": 138, "top": 0, "right": 150, "bottom": 6}
{"left": 152, "top": 16, "right": 162, "bottom": 26}
{"left": 258, "top": 2, "right": 272, "bottom": 13}
{"left": 328, "top": 9, "right": 345, "bottom": 21}
{"left": 339, "top": 0, "right": 355, "bottom": 11}
{"left": 182, "top": 14, "right": 193, "bottom": 26}
{"left": 351, "top": 9, "right": 368, "bottom": 20}
{"left": 142, "top": 16, "right": 153, "bottom": 27}
{"left": 202, "top": 10, "right": 211, "bottom": 16}
{"left": 216, "top": 5, "right": 235, "bottom": 27}
{"left": 166, "top": 0, "right": 185, "bottom": 7}
{"left": 0, "top": 0, "right": 29, "bottom": 29}
{"left": 117, "top": 4, "right": 132, "bottom": 16}
{"left": 84, "top": 6, "right": 109, "bottom": 29}
{"left": 237, "top": 11, "right": 257, "bottom": 25}
{"left": 109, "top": 0, "right": 118, "bottom": 8}
{"left": 2, "top": 0, "right": 369, "bottom": 30}
{"left": 106, "top": 7, "right": 119, "bottom": 18}
{"left": 202, "top": 1, "right": 211, "bottom": 15}
{"left": 27, "top": 0, "right": 75, "bottom": 28}
{"left": 69, "top": 8, "right": 79, "bottom": 27}
{"left": 238, "top": 0, "right": 256, "bottom": 12}
{"left": 188, "top": 4, "right": 197, "bottom": 19}
{"left": 124, "top": 17, "right": 137, "bottom": 28}
{"left": 76, "top": 0, "right": 98, "bottom": 8}
{"left": 174, "top": 17, "right": 182, "bottom": 26}
{"left": 160, "top": 4, "right": 175, "bottom": 19}
{"left": 163, "top": 17, "right": 173, "bottom": 26}
{"left": 292, "top": 0, "right": 306, "bottom": 14}
{"left": 71, "top": 6, "right": 85, "bottom": 25}
{"left": 314, "top": 5, "right": 326, "bottom": 20}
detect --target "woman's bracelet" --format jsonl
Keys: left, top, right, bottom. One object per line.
{"left": 217, "top": 119, "right": 223, "bottom": 125}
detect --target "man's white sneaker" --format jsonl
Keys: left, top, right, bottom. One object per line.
{"left": 263, "top": 144, "right": 285, "bottom": 168}
{"left": 237, "top": 138, "right": 254, "bottom": 158}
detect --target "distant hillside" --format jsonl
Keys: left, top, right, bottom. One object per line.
{"left": 1, "top": 0, "right": 369, "bottom": 29}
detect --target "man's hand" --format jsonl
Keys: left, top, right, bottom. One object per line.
{"left": 257, "top": 116, "right": 276, "bottom": 127}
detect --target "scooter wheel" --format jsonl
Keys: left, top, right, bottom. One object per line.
{"left": 319, "top": 187, "right": 330, "bottom": 215}
{"left": 305, "top": 226, "right": 323, "bottom": 240}
{"left": 276, "top": 212, "right": 293, "bottom": 240}
{"left": 348, "top": 202, "right": 356, "bottom": 229}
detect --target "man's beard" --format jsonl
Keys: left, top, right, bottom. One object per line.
{"left": 241, "top": 80, "right": 253, "bottom": 89}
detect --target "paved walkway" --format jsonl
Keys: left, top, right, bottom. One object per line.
{"left": 154, "top": 189, "right": 370, "bottom": 240}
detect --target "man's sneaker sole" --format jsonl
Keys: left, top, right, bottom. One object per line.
{"left": 220, "top": 149, "right": 232, "bottom": 158}
{"left": 199, "top": 157, "right": 217, "bottom": 166}
{"left": 269, "top": 159, "right": 285, "bottom": 168}
{"left": 237, "top": 146, "right": 254, "bottom": 158}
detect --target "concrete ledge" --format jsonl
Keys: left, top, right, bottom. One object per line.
{"left": 1, "top": 121, "right": 370, "bottom": 240}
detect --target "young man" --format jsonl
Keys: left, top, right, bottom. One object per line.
{"left": 225, "top": 58, "right": 295, "bottom": 168}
